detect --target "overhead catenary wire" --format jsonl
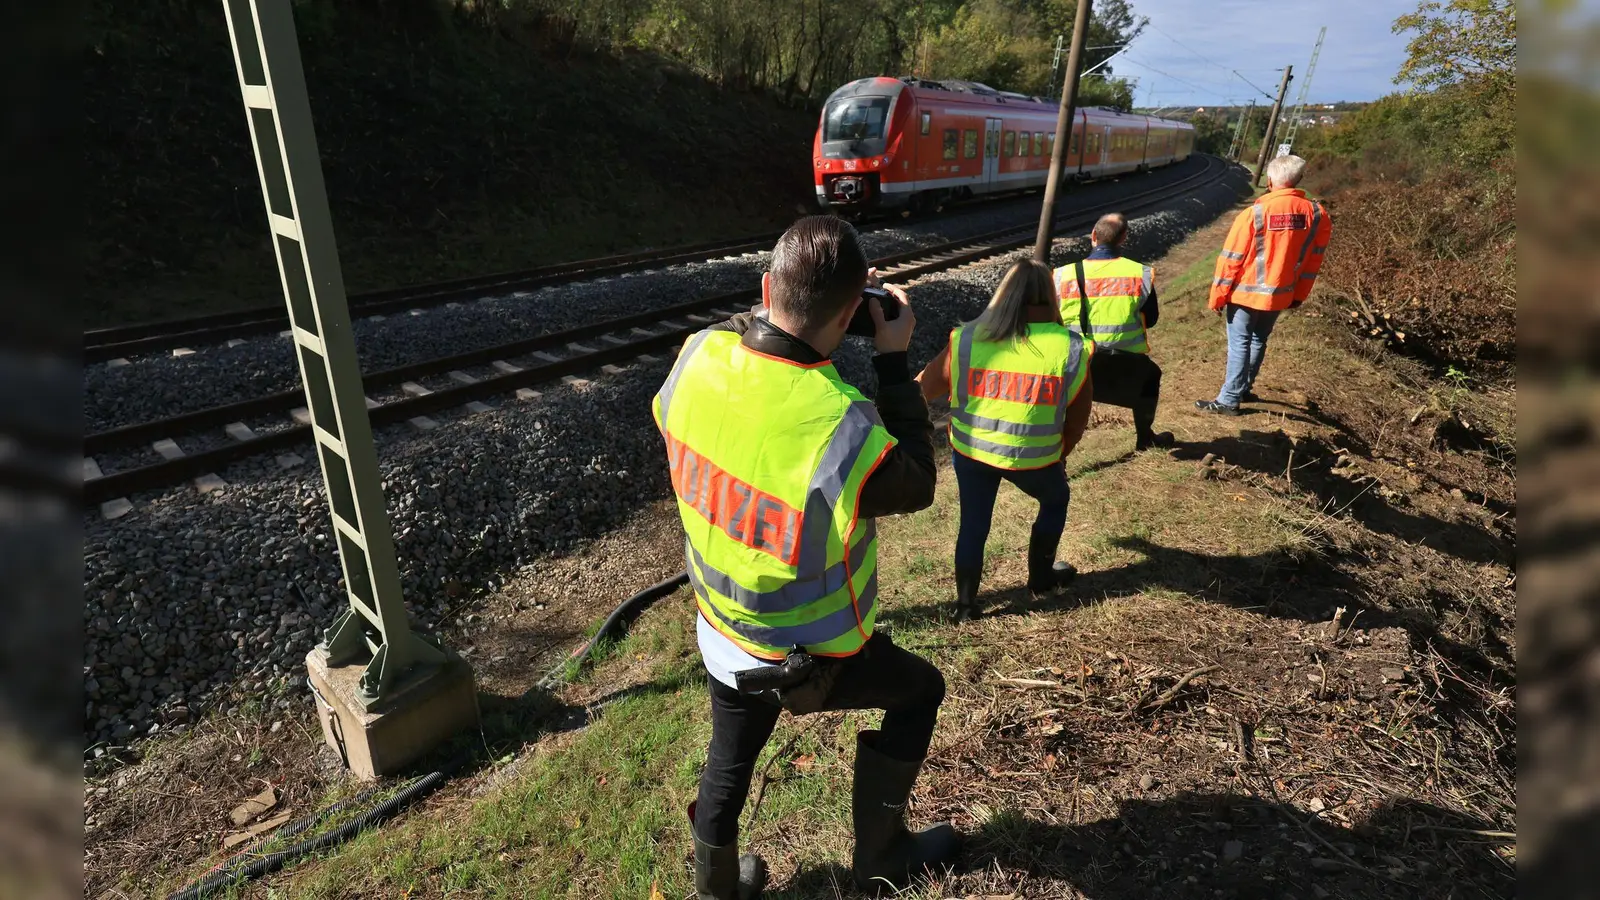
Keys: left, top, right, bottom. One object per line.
{"left": 1143, "top": 20, "right": 1238, "bottom": 77}
{"left": 1232, "top": 69, "right": 1278, "bottom": 100}
{"left": 1119, "top": 56, "right": 1235, "bottom": 97}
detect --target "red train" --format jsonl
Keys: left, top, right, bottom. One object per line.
{"left": 813, "top": 76, "right": 1196, "bottom": 213}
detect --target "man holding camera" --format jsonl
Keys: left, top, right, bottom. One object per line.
{"left": 653, "top": 216, "right": 957, "bottom": 899}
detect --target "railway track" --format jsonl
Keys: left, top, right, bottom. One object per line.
{"left": 81, "top": 181, "right": 1075, "bottom": 364}
{"left": 83, "top": 155, "right": 1231, "bottom": 508}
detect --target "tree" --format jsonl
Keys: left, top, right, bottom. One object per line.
{"left": 1393, "top": 0, "right": 1514, "bottom": 96}
{"left": 1389, "top": 0, "right": 1515, "bottom": 166}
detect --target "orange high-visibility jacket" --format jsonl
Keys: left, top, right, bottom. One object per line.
{"left": 1209, "top": 188, "right": 1332, "bottom": 312}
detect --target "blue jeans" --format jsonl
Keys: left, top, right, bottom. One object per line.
{"left": 951, "top": 451, "right": 1070, "bottom": 574}
{"left": 1215, "top": 303, "right": 1282, "bottom": 407}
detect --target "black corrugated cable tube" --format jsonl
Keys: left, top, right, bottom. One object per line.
{"left": 164, "top": 572, "right": 688, "bottom": 898}
{"left": 165, "top": 770, "right": 445, "bottom": 900}
{"left": 539, "top": 571, "right": 690, "bottom": 689}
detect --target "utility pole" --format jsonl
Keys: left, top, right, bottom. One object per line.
{"left": 1281, "top": 26, "right": 1326, "bottom": 152}
{"left": 1252, "top": 65, "right": 1293, "bottom": 188}
{"left": 1034, "top": 0, "right": 1093, "bottom": 261}
{"left": 1228, "top": 99, "right": 1255, "bottom": 160}
{"left": 220, "top": 0, "right": 477, "bottom": 779}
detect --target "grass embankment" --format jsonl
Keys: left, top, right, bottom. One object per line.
{"left": 87, "top": 1, "right": 815, "bottom": 328}
{"left": 210, "top": 217, "right": 1514, "bottom": 899}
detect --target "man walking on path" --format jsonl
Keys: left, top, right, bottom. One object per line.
{"left": 1055, "top": 212, "right": 1173, "bottom": 451}
{"left": 1196, "top": 154, "right": 1333, "bottom": 415}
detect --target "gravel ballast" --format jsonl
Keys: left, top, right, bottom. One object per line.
{"left": 82, "top": 163, "right": 1248, "bottom": 753}
{"left": 83, "top": 157, "right": 1217, "bottom": 435}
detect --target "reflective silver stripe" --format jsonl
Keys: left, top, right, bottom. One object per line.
{"left": 1140, "top": 266, "right": 1153, "bottom": 299}
{"left": 952, "top": 408, "right": 1060, "bottom": 438}
{"left": 953, "top": 429, "right": 1061, "bottom": 460}
{"left": 1234, "top": 284, "right": 1296, "bottom": 295}
{"left": 1062, "top": 333, "right": 1084, "bottom": 414}
{"left": 692, "top": 563, "right": 876, "bottom": 649}
{"left": 1252, "top": 205, "right": 1266, "bottom": 287}
{"left": 1213, "top": 278, "right": 1237, "bottom": 288}
{"left": 952, "top": 325, "right": 977, "bottom": 408}
{"left": 1085, "top": 323, "right": 1133, "bottom": 335}
{"left": 1291, "top": 201, "right": 1324, "bottom": 275}
{"left": 687, "top": 526, "right": 874, "bottom": 615}
{"left": 1220, "top": 249, "right": 1245, "bottom": 261}
{"left": 655, "top": 330, "right": 715, "bottom": 426}
{"left": 797, "top": 400, "right": 883, "bottom": 577}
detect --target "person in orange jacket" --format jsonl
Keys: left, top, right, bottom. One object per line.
{"left": 1195, "top": 155, "right": 1333, "bottom": 415}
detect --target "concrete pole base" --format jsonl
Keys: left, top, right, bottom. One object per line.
{"left": 305, "top": 646, "right": 479, "bottom": 780}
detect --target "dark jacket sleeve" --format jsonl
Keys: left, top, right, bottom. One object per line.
{"left": 1141, "top": 285, "right": 1160, "bottom": 329}
{"left": 857, "top": 352, "right": 938, "bottom": 518}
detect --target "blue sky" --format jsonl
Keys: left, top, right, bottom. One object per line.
{"left": 1108, "top": 0, "right": 1416, "bottom": 108}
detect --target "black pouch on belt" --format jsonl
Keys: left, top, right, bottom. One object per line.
{"left": 733, "top": 647, "right": 842, "bottom": 715}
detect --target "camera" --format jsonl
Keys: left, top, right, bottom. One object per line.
{"left": 846, "top": 286, "right": 901, "bottom": 337}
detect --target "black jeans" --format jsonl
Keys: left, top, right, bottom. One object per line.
{"left": 693, "top": 632, "right": 946, "bottom": 847}
{"left": 1088, "top": 350, "right": 1162, "bottom": 408}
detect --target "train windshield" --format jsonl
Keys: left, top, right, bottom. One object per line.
{"left": 823, "top": 97, "right": 892, "bottom": 142}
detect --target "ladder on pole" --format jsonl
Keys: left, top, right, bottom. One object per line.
{"left": 1281, "top": 26, "right": 1326, "bottom": 152}
{"left": 219, "top": 0, "right": 447, "bottom": 707}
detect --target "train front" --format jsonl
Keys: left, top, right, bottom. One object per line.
{"left": 813, "top": 78, "right": 908, "bottom": 213}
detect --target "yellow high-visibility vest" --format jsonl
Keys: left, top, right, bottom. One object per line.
{"left": 1056, "top": 256, "right": 1153, "bottom": 354}
{"left": 653, "top": 330, "right": 895, "bottom": 660}
{"left": 947, "top": 322, "right": 1091, "bottom": 469}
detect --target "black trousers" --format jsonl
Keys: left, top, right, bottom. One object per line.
{"left": 1088, "top": 350, "right": 1162, "bottom": 408}
{"left": 693, "top": 632, "right": 946, "bottom": 847}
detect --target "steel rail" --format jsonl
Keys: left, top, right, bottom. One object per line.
{"left": 83, "top": 155, "right": 1232, "bottom": 505}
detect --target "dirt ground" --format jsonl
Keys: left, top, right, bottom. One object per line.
{"left": 83, "top": 210, "right": 1516, "bottom": 899}
{"left": 83, "top": 507, "right": 689, "bottom": 898}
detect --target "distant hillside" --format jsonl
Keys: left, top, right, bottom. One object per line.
{"left": 86, "top": 1, "right": 818, "bottom": 326}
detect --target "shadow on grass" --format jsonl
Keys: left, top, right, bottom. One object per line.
{"left": 399, "top": 657, "right": 696, "bottom": 782}
{"left": 1170, "top": 428, "right": 1510, "bottom": 568}
{"left": 774, "top": 792, "right": 1511, "bottom": 900}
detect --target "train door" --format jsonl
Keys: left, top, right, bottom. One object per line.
{"left": 983, "top": 118, "right": 1003, "bottom": 191}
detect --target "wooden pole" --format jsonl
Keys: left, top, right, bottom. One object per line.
{"left": 1033, "top": 0, "right": 1093, "bottom": 262}
{"left": 1252, "top": 66, "right": 1293, "bottom": 187}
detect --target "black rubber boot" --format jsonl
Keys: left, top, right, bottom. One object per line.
{"left": 953, "top": 567, "right": 982, "bottom": 622}
{"left": 1132, "top": 397, "right": 1174, "bottom": 451}
{"left": 689, "top": 803, "right": 767, "bottom": 900}
{"left": 1026, "top": 531, "right": 1077, "bottom": 598}
{"left": 851, "top": 731, "right": 959, "bottom": 894}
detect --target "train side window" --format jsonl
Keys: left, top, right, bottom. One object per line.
{"left": 1033, "top": 132, "right": 1044, "bottom": 156}
{"left": 920, "top": 111, "right": 931, "bottom": 135}
{"left": 1019, "top": 132, "right": 1030, "bottom": 157}
{"left": 943, "top": 129, "right": 958, "bottom": 160}
{"left": 1004, "top": 130, "right": 1016, "bottom": 156}
{"left": 1069, "top": 130, "right": 1079, "bottom": 155}
{"left": 1048, "top": 132, "right": 1055, "bottom": 155}
{"left": 963, "top": 129, "right": 978, "bottom": 159}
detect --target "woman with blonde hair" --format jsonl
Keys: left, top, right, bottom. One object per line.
{"left": 917, "top": 258, "right": 1094, "bottom": 620}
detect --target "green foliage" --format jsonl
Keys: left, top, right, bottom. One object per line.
{"left": 491, "top": 0, "right": 1143, "bottom": 107}
{"left": 1311, "top": 0, "right": 1513, "bottom": 175}
{"left": 921, "top": 0, "right": 1142, "bottom": 104}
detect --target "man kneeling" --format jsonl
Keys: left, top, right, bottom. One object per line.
{"left": 653, "top": 216, "right": 958, "bottom": 898}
